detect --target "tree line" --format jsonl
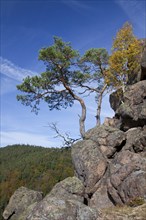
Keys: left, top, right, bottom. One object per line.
{"left": 0, "top": 144, "right": 74, "bottom": 219}
{"left": 17, "top": 22, "right": 143, "bottom": 139}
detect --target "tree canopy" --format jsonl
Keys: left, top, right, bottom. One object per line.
{"left": 17, "top": 22, "right": 142, "bottom": 140}
{"left": 0, "top": 144, "right": 73, "bottom": 220}
{"left": 17, "top": 37, "right": 87, "bottom": 138}
{"left": 108, "top": 22, "right": 142, "bottom": 91}
{"left": 79, "top": 48, "right": 109, "bottom": 125}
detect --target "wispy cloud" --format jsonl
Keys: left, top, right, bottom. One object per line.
{"left": 0, "top": 57, "right": 37, "bottom": 81}
{"left": 62, "top": 0, "right": 93, "bottom": 12}
{"left": 0, "top": 77, "right": 16, "bottom": 95}
{"left": 115, "top": 0, "right": 145, "bottom": 36}
{"left": 86, "top": 94, "right": 114, "bottom": 119}
{"left": 0, "top": 131, "right": 59, "bottom": 148}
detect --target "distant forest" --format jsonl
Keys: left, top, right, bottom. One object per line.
{"left": 0, "top": 144, "right": 74, "bottom": 219}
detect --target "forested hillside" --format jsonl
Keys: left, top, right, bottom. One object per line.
{"left": 0, "top": 144, "right": 74, "bottom": 219}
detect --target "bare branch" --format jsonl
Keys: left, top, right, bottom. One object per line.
{"left": 49, "top": 122, "right": 81, "bottom": 147}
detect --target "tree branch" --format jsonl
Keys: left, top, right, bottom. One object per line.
{"left": 49, "top": 122, "right": 81, "bottom": 147}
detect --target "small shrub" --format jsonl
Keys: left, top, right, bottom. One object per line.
{"left": 127, "top": 197, "right": 145, "bottom": 207}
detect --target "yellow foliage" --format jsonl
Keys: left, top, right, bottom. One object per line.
{"left": 112, "top": 22, "right": 134, "bottom": 50}
{"left": 108, "top": 22, "right": 142, "bottom": 89}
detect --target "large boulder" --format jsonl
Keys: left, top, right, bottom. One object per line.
{"left": 110, "top": 88, "right": 123, "bottom": 112}
{"left": 26, "top": 177, "right": 98, "bottom": 220}
{"left": 85, "top": 125, "right": 126, "bottom": 158}
{"left": 3, "top": 187, "right": 43, "bottom": 220}
{"left": 46, "top": 176, "right": 85, "bottom": 202}
{"left": 110, "top": 80, "right": 146, "bottom": 131}
{"left": 89, "top": 184, "right": 114, "bottom": 210}
{"left": 123, "top": 126, "right": 146, "bottom": 152}
{"left": 26, "top": 198, "right": 98, "bottom": 220}
{"left": 71, "top": 125, "right": 126, "bottom": 211}
{"left": 2, "top": 177, "right": 98, "bottom": 220}
{"left": 107, "top": 150, "right": 146, "bottom": 205}
{"left": 71, "top": 139, "right": 107, "bottom": 194}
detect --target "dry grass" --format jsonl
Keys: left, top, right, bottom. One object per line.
{"left": 99, "top": 202, "right": 146, "bottom": 220}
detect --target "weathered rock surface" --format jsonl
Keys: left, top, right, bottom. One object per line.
{"left": 110, "top": 80, "right": 146, "bottom": 131}
{"left": 71, "top": 139, "right": 107, "bottom": 194}
{"left": 26, "top": 177, "right": 98, "bottom": 220}
{"left": 47, "top": 176, "right": 85, "bottom": 202}
{"left": 3, "top": 177, "right": 98, "bottom": 220}
{"left": 123, "top": 126, "right": 146, "bottom": 152}
{"left": 110, "top": 88, "right": 123, "bottom": 112}
{"left": 103, "top": 116, "right": 121, "bottom": 129}
{"left": 3, "top": 187, "right": 43, "bottom": 220}
{"left": 107, "top": 151, "right": 146, "bottom": 205}
{"left": 89, "top": 184, "right": 114, "bottom": 210}
{"left": 26, "top": 198, "right": 98, "bottom": 220}
{"left": 85, "top": 125, "right": 126, "bottom": 158}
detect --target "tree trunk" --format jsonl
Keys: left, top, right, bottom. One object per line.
{"left": 95, "top": 84, "right": 107, "bottom": 126}
{"left": 96, "top": 94, "right": 102, "bottom": 126}
{"left": 77, "top": 98, "right": 86, "bottom": 139}
{"left": 61, "top": 77, "right": 86, "bottom": 139}
{"left": 70, "top": 95, "right": 86, "bottom": 139}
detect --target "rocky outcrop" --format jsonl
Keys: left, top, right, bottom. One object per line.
{"left": 110, "top": 38, "right": 146, "bottom": 125}
{"left": 89, "top": 184, "right": 114, "bottom": 210}
{"left": 26, "top": 198, "right": 98, "bottom": 220}
{"left": 124, "top": 126, "right": 146, "bottom": 152}
{"left": 3, "top": 177, "right": 98, "bottom": 220}
{"left": 71, "top": 125, "right": 146, "bottom": 212}
{"left": 107, "top": 150, "right": 146, "bottom": 205}
{"left": 85, "top": 125, "right": 126, "bottom": 158}
{"left": 71, "top": 139, "right": 107, "bottom": 194}
{"left": 2, "top": 187, "right": 43, "bottom": 220}
{"left": 46, "top": 176, "right": 85, "bottom": 202}
{"left": 3, "top": 61, "right": 146, "bottom": 219}
{"left": 110, "top": 88, "right": 123, "bottom": 112}
{"left": 71, "top": 79, "right": 146, "bottom": 214}
{"left": 110, "top": 80, "right": 146, "bottom": 131}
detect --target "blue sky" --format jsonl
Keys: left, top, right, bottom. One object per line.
{"left": 0, "top": 0, "right": 145, "bottom": 147}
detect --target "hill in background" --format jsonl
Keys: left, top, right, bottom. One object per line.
{"left": 0, "top": 144, "right": 74, "bottom": 219}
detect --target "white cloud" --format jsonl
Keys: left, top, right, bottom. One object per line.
{"left": 0, "top": 57, "right": 37, "bottom": 81}
{"left": 0, "top": 131, "right": 59, "bottom": 148}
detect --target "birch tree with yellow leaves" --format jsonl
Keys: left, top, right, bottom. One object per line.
{"left": 108, "top": 22, "right": 142, "bottom": 92}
